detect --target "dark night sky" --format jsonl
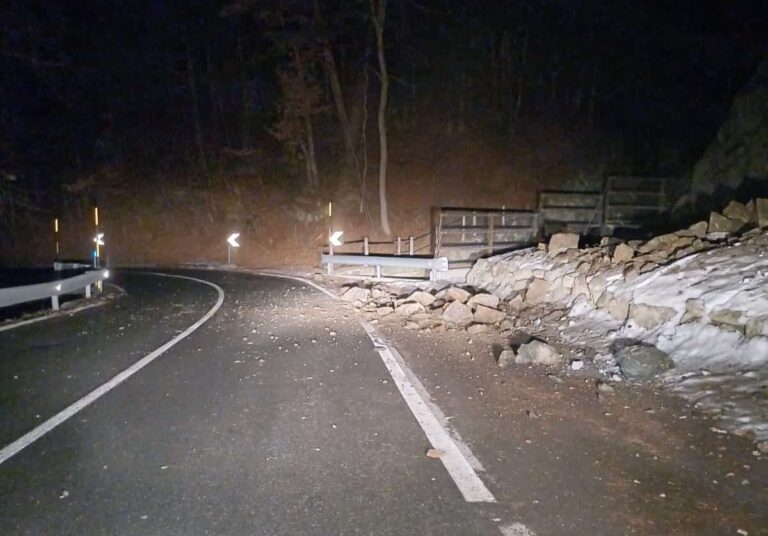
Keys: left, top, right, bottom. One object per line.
{"left": 2, "top": 0, "right": 767, "bottom": 191}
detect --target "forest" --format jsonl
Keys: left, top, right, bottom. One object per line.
{"left": 2, "top": 1, "right": 767, "bottom": 264}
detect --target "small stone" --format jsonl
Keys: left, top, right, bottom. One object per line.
{"left": 426, "top": 448, "right": 445, "bottom": 458}
{"left": 570, "top": 360, "right": 584, "bottom": 370}
{"left": 596, "top": 381, "right": 615, "bottom": 395}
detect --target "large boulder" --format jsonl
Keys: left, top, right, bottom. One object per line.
{"left": 612, "top": 243, "right": 635, "bottom": 263}
{"left": 524, "top": 278, "right": 551, "bottom": 304}
{"left": 628, "top": 303, "right": 676, "bottom": 329}
{"left": 722, "top": 200, "right": 753, "bottom": 224}
{"left": 442, "top": 301, "right": 473, "bottom": 326}
{"left": 340, "top": 286, "right": 371, "bottom": 303}
{"left": 757, "top": 198, "right": 768, "bottom": 228}
{"left": 407, "top": 291, "right": 436, "bottom": 307}
{"left": 746, "top": 314, "right": 768, "bottom": 338}
{"left": 548, "top": 233, "right": 580, "bottom": 256}
{"left": 708, "top": 212, "right": 743, "bottom": 234}
{"left": 395, "top": 302, "right": 426, "bottom": 317}
{"left": 435, "top": 287, "right": 472, "bottom": 303}
{"left": 473, "top": 305, "right": 506, "bottom": 324}
{"left": 615, "top": 344, "right": 674, "bottom": 380}
{"left": 516, "top": 340, "right": 563, "bottom": 366}
{"left": 468, "top": 293, "right": 500, "bottom": 310}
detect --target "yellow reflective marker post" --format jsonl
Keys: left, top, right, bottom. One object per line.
{"left": 54, "top": 218, "right": 60, "bottom": 257}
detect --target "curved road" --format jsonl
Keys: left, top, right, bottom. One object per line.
{"left": 0, "top": 270, "right": 500, "bottom": 535}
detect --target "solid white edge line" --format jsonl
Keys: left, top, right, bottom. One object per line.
{"left": 0, "top": 272, "right": 224, "bottom": 465}
{"left": 244, "top": 270, "right": 338, "bottom": 300}
{"left": 359, "top": 321, "right": 496, "bottom": 503}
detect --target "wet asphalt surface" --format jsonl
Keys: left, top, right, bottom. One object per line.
{"left": 0, "top": 270, "right": 499, "bottom": 536}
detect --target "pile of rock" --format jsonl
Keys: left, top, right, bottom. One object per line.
{"left": 340, "top": 283, "right": 510, "bottom": 334}
{"left": 468, "top": 198, "right": 768, "bottom": 332}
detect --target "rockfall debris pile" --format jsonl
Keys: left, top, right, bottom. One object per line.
{"left": 337, "top": 198, "right": 768, "bottom": 448}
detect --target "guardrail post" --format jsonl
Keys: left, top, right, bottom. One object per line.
{"left": 375, "top": 265, "right": 381, "bottom": 278}
{"left": 51, "top": 295, "right": 60, "bottom": 311}
{"left": 364, "top": 237, "right": 369, "bottom": 255}
{"left": 397, "top": 237, "right": 402, "bottom": 255}
{"left": 409, "top": 236, "right": 414, "bottom": 255}
{"left": 488, "top": 215, "right": 495, "bottom": 255}
{"left": 85, "top": 284, "right": 92, "bottom": 298}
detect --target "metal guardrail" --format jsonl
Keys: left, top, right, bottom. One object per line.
{"left": 320, "top": 253, "right": 448, "bottom": 281}
{"left": 0, "top": 269, "right": 110, "bottom": 311}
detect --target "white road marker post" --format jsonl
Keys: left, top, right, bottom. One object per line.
{"left": 227, "top": 233, "right": 240, "bottom": 265}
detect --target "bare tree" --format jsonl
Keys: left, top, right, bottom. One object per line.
{"left": 271, "top": 47, "right": 322, "bottom": 187}
{"left": 313, "top": 1, "right": 361, "bottom": 184}
{"left": 368, "top": 0, "right": 390, "bottom": 236}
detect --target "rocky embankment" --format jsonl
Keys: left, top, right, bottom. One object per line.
{"left": 337, "top": 198, "right": 768, "bottom": 449}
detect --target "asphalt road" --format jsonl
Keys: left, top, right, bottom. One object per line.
{"left": 0, "top": 270, "right": 501, "bottom": 535}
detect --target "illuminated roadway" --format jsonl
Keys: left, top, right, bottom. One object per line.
{"left": 0, "top": 270, "right": 501, "bottom": 535}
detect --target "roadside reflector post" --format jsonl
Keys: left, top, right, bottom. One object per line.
{"left": 54, "top": 218, "right": 60, "bottom": 259}
{"left": 93, "top": 206, "right": 101, "bottom": 269}
{"left": 364, "top": 237, "right": 369, "bottom": 256}
{"left": 227, "top": 233, "right": 240, "bottom": 265}
{"left": 376, "top": 265, "right": 381, "bottom": 278}
{"left": 51, "top": 295, "right": 60, "bottom": 311}
{"left": 396, "top": 237, "right": 401, "bottom": 255}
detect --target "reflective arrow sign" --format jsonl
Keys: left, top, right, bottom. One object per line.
{"left": 227, "top": 233, "right": 240, "bottom": 248}
{"left": 93, "top": 233, "right": 105, "bottom": 246}
{"left": 329, "top": 231, "right": 343, "bottom": 247}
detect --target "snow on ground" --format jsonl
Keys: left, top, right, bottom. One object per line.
{"left": 606, "top": 232, "right": 768, "bottom": 372}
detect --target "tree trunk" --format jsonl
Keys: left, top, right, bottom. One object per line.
{"left": 186, "top": 45, "right": 208, "bottom": 174}
{"left": 314, "top": 0, "right": 361, "bottom": 188}
{"left": 303, "top": 113, "right": 319, "bottom": 187}
{"left": 369, "top": 0, "right": 391, "bottom": 236}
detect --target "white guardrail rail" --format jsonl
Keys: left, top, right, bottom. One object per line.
{"left": 320, "top": 253, "right": 448, "bottom": 280}
{"left": 0, "top": 269, "right": 109, "bottom": 312}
